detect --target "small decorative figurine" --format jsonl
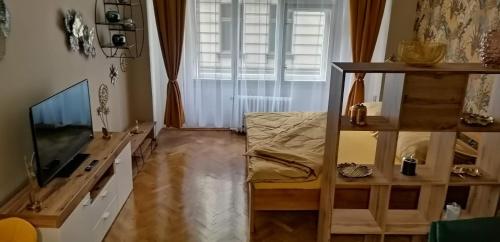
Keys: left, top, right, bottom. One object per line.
{"left": 123, "top": 18, "right": 135, "bottom": 30}
{"left": 401, "top": 154, "right": 417, "bottom": 176}
{"left": 349, "top": 103, "right": 367, "bottom": 126}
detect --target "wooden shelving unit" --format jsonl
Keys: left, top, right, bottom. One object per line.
{"left": 318, "top": 63, "right": 500, "bottom": 242}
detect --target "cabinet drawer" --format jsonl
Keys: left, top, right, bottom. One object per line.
{"left": 60, "top": 175, "right": 117, "bottom": 241}
{"left": 87, "top": 175, "right": 118, "bottom": 226}
{"left": 92, "top": 195, "right": 119, "bottom": 242}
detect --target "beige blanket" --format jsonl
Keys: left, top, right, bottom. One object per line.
{"left": 246, "top": 112, "right": 327, "bottom": 182}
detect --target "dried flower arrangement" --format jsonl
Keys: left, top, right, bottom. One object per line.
{"left": 24, "top": 153, "right": 42, "bottom": 212}
{"left": 97, "top": 84, "right": 111, "bottom": 139}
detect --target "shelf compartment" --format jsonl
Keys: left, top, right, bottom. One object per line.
{"left": 385, "top": 235, "right": 428, "bottom": 242}
{"left": 103, "top": 1, "right": 140, "bottom": 6}
{"left": 331, "top": 209, "right": 382, "bottom": 234}
{"left": 392, "top": 165, "right": 447, "bottom": 185}
{"left": 331, "top": 234, "right": 382, "bottom": 242}
{"left": 385, "top": 210, "right": 429, "bottom": 235}
{"left": 398, "top": 72, "right": 468, "bottom": 132}
{"left": 341, "top": 116, "right": 397, "bottom": 131}
{"left": 100, "top": 43, "right": 136, "bottom": 49}
{"left": 336, "top": 165, "right": 390, "bottom": 185}
{"left": 457, "top": 121, "right": 500, "bottom": 132}
{"left": 108, "top": 27, "right": 144, "bottom": 32}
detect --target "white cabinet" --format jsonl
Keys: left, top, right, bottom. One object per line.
{"left": 39, "top": 142, "right": 133, "bottom": 242}
{"left": 115, "top": 142, "right": 133, "bottom": 207}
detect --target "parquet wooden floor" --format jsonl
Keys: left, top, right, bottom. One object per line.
{"left": 104, "top": 130, "right": 317, "bottom": 242}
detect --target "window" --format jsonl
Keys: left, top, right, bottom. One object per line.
{"left": 220, "top": 3, "right": 232, "bottom": 52}
{"left": 284, "top": 10, "right": 329, "bottom": 81}
{"left": 195, "top": 0, "right": 331, "bottom": 81}
{"left": 239, "top": 0, "right": 277, "bottom": 80}
{"left": 197, "top": 0, "right": 232, "bottom": 79}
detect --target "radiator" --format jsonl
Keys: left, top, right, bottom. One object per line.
{"left": 235, "top": 95, "right": 292, "bottom": 131}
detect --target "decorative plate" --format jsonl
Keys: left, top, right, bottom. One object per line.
{"left": 460, "top": 113, "right": 494, "bottom": 127}
{"left": 337, "top": 163, "right": 373, "bottom": 178}
{"left": 451, "top": 165, "right": 482, "bottom": 179}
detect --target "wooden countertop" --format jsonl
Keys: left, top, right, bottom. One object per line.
{"left": 129, "top": 121, "right": 155, "bottom": 153}
{"left": 332, "top": 62, "right": 500, "bottom": 74}
{"left": 0, "top": 132, "right": 130, "bottom": 228}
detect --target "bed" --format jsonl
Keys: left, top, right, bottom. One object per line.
{"left": 245, "top": 105, "right": 478, "bottom": 232}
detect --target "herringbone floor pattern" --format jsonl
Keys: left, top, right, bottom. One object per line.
{"left": 104, "top": 130, "right": 317, "bottom": 242}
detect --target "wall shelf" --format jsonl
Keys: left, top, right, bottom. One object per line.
{"left": 95, "top": 0, "right": 144, "bottom": 58}
{"left": 340, "top": 116, "right": 397, "bottom": 131}
{"left": 331, "top": 209, "right": 382, "bottom": 235}
{"left": 103, "top": 1, "right": 140, "bottom": 6}
{"left": 385, "top": 210, "right": 429, "bottom": 235}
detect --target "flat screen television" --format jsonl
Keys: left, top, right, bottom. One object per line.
{"left": 29, "top": 80, "right": 94, "bottom": 186}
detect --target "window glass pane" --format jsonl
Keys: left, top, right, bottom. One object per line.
{"left": 197, "top": 0, "right": 232, "bottom": 79}
{"left": 239, "top": 0, "right": 277, "bottom": 80}
{"left": 284, "top": 10, "right": 329, "bottom": 82}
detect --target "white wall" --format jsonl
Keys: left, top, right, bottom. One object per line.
{"left": 146, "top": 0, "right": 167, "bottom": 135}
{"left": 0, "top": 0, "right": 133, "bottom": 203}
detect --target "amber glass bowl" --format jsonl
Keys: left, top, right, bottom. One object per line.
{"left": 397, "top": 41, "right": 446, "bottom": 67}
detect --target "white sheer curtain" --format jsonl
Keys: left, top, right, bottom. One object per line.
{"left": 180, "top": 0, "right": 376, "bottom": 129}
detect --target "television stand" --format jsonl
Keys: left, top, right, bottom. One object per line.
{"left": 0, "top": 132, "right": 133, "bottom": 242}
{"left": 55, "top": 153, "right": 89, "bottom": 177}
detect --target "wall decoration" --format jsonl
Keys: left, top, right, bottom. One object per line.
{"left": 414, "top": 0, "right": 500, "bottom": 115}
{"left": 120, "top": 53, "right": 128, "bottom": 72}
{"left": 0, "top": 0, "right": 10, "bottom": 60}
{"left": 109, "top": 64, "right": 118, "bottom": 85}
{"left": 0, "top": 0, "right": 10, "bottom": 38}
{"left": 97, "top": 84, "right": 111, "bottom": 139}
{"left": 64, "top": 9, "right": 96, "bottom": 58}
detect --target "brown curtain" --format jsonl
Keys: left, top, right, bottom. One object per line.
{"left": 346, "top": 0, "right": 386, "bottom": 114}
{"left": 153, "top": 0, "right": 186, "bottom": 128}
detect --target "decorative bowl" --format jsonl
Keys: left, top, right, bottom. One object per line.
{"left": 105, "top": 10, "right": 121, "bottom": 23}
{"left": 397, "top": 41, "right": 446, "bottom": 67}
{"left": 460, "top": 113, "right": 494, "bottom": 127}
{"left": 112, "top": 34, "right": 126, "bottom": 46}
{"left": 337, "top": 163, "right": 373, "bottom": 178}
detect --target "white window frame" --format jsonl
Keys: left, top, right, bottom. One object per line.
{"left": 194, "top": 0, "right": 334, "bottom": 82}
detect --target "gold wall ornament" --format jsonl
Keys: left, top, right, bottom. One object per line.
{"left": 480, "top": 27, "right": 500, "bottom": 68}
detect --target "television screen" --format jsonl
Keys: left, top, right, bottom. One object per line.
{"left": 29, "top": 80, "right": 93, "bottom": 186}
